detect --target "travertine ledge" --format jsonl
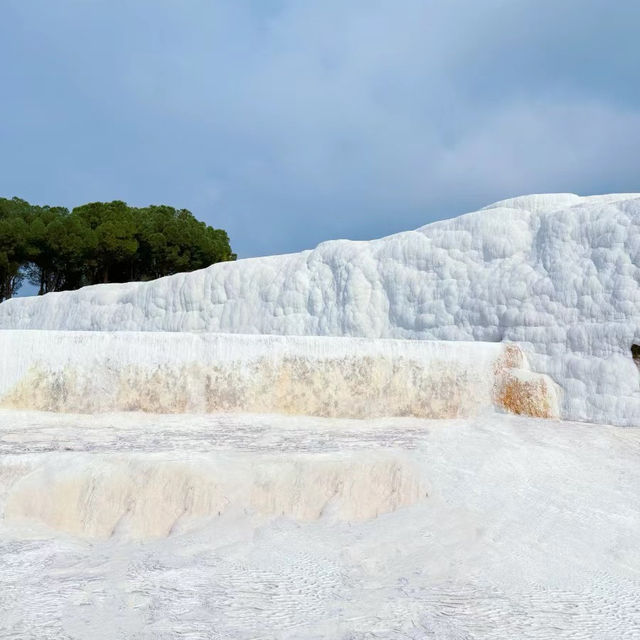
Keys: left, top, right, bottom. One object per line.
{"left": 0, "top": 331, "right": 558, "bottom": 419}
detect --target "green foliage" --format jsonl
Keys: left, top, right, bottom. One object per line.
{"left": 0, "top": 197, "right": 236, "bottom": 301}
{"left": 0, "top": 198, "right": 31, "bottom": 301}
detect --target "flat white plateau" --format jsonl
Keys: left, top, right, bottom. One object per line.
{"left": 1, "top": 410, "right": 639, "bottom": 639}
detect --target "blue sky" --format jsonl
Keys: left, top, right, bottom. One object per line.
{"left": 2, "top": 0, "right": 640, "bottom": 264}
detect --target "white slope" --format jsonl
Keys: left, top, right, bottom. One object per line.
{"left": 0, "top": 330, "right": 559, "bottom": 418}
{"left": 2, "top": 192, "right": 640, "bottom": 425}
{"left": 1, "top": 410, "right": 639, "bottom": 638}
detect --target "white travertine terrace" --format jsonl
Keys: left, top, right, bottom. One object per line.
{"left": 1, "top": 195, "right": 640, "bottom": 636}
{"left": 2, "top": 450, "right": 424, "bottom": 538}
{"left": 0, "top": 331, "right": 558, "bottom": 418}
{"left": 2, "top": 193, "right": 640, "bottom": 424}
{"left": 1, "top": 410, "right": 639, "bottom": 637}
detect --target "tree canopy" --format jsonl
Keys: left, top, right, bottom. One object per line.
{"left": 0, "top": 197, "right": 235, "bottom": 301}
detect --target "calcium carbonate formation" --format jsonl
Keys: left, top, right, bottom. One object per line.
{"left": 0, "top": 330, "right": 558, "bottom": 419}
{"left": 1, "top": 193, "right": 640, "bottom": 425}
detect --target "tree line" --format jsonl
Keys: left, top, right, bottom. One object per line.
{"left": 0, "top": 197, "right": 236, "bottom": 301}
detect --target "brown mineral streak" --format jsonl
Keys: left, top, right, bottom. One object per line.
{"left": 1, "top": 343, "right": 559, "bottom": 420}
{"left": 494, "top": 374, "right": 554, "bottom": 419}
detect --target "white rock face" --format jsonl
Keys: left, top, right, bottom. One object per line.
{"left": 2, "top": 193, "right": 640, "bottom": 425}
{"left": 0, "top": 330, "right": 559, "bottom": 418}
{"left": 2, "top": 451, "right": 424, "bottom": 538}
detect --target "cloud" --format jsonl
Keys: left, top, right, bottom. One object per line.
{"left": 1, "top": 0, "right": 639, "bottom": 258}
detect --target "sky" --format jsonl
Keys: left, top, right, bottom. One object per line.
{"left": 2, "top": 0, "right": 640, "bottom": 265}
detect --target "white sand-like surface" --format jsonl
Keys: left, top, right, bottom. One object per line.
{"left": 1, "top": 410, "right": 638, "bottom": 639}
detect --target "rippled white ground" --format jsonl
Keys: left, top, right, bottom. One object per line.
{"left": 1, "top": 410, "right": 639, "bottom": 639}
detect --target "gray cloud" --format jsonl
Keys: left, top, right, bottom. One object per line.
{"left": 1, "top": 0, "right": 639, "bottom": 259}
